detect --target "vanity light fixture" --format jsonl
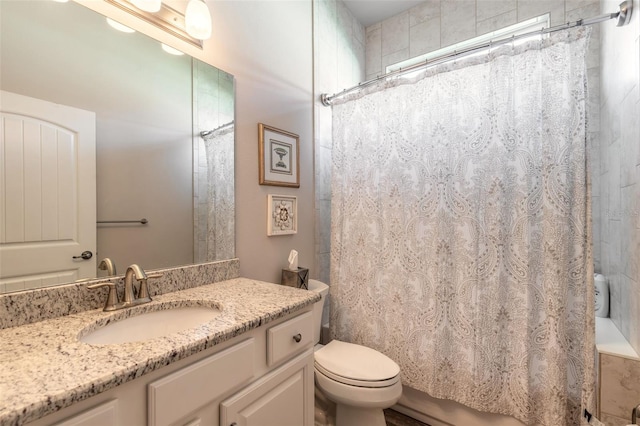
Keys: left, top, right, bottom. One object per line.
{"left": 131, "top": 0, "right": 161, "bottom": 13}
{"left": 185, "top": 0, "right": 212, "bottom": 40}
{"left": 104, "top": 0, "right": 206, "bottom": 48}
{"left": 106, "top": 17, "right": 136, "bottom": 33}
{"left": 161, "top": 43, "right": 185, "bottom": 55}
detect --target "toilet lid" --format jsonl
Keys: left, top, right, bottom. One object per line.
{"left": 314, "top": 340, "right": 400, "bottom": 383}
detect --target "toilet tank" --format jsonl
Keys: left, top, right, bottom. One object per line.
{"left": 308, "top": 279, "right": 329, "bottom": 344}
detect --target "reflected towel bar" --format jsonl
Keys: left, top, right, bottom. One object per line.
{"left": 97, "top": 218, "right": 148, "bottom": 224}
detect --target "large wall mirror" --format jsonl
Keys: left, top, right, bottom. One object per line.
{"left": 0, "top": 0, "right": 235, "bottom": 293}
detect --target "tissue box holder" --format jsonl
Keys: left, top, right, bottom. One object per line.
{"left": 281, "top": 267, "right": 309, "bottom": 290}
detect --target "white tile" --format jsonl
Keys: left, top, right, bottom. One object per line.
{"left": 317, "top": 109, "right": 333, "bottom": 150}
{"left": 517, "top": 0, "right": 565, "bottom": 26}
{"left": 337, "top": 37, "right": 354, "bottom": 88}
{"left": 409, "top": 17, "right": 441, "bottom": 57}
{"left": 621, "top": 95, "right": 640, "bottom": 187}
{"left": 441, "top": 0, "right": 476, "bottom": 47}
{"left": 316, "top": 145, "right": 333, "bottom": 200}
{"left": 318, "top": 38, "right": 338, "bottom": 91}
{"left": 318, "top": 252, "right": 331, "bottom": 284}
{"left": 565, "top": 0, "right": 600, "bottom": 14}
{"left": 621, "top": 185, "right": 638, "bottom": 280}
{"left": 366, "top": 26, "right": 382, "bottom": 76}
{"left": 381, "top": 12, "right": 410, "bottom": 57}
{"left": 476, "top": 9, "right": 517, "bottom": 35}
{"left": 632, "top": 271, "right": 640, "bottom": 351}
{"left": 354, "top": 38, "right": 366, "bottom": 83}
{"left": 382, "top": 48, "right": 410, "bottom": 71}
{"left": 564, "top": 1, "right": 599, "bottom": 21}
{"left": 607, "top": 139, "right": 621, "bottom": 220}
{"left": 409, "top": 0, "right": 441, "bottom": 26}
{"left": 317, "top": 0, "right": 337, "bottom": 36}
{"left": 337, "top": 0, "right": 353, "bottom": 41}
{"left": 353, "top": 17, "right": 365, "bottom": 45}
{"left": 476, "top": 0, "right": 516, "bottom": 23}
{"left": 587, "top": 68, "right": 600, "bottom": 132}
{"left": 366, "top": 22, "right": 381, "bottom": 33}
{"left": 317, "top": 200, "right": 332, "bottom": 253}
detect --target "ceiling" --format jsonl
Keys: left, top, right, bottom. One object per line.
{"left": 342, "top": 0, "right": 426, "bottom": 27}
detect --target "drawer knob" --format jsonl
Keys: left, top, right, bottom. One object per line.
{"left": 293, "top": 333, "right": 302, "bottom": 343}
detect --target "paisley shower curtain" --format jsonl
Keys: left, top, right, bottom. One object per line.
{"left": 203, "top": 124, "right": 235, "bottom": 261}
{"left": 330, "top": 28, "right": 595, "bottom": 425}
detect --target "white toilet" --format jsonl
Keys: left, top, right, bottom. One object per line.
{"left": 309, "top": 279, "right": 402, "bottom": 426}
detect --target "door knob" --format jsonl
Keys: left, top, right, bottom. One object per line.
{"left": 73, "top": 250, "right": 93, "bottom": 260}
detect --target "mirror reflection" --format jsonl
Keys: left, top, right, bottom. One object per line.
{"left": 0, "top": 0, "right": 235, "bottom": 293}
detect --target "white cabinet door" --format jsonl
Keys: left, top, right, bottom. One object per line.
{"left": 54, "top": 400, "right": 117, "bottom": 426}
{"left": 220, "top": 349, "right": 314, "bottom": 426}
{"left": 0, "top": 90, "right": 96, "bottom": 291}
{"left": 148, "top": 338, "right": 255, "bottom": 426}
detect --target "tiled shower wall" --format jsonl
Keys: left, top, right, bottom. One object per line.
{"left": 313, "top": 0, "right": 365, "bottom": 289}
{"left": 193, "top": 62, "right": 235, "bottom": 264}
{"left": 599, "top": 0, "right": 640, "bottom": 353}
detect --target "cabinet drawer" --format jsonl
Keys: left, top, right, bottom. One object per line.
{"left": 267, "top": 311, "right": 313, "bottom": 367}
{"left": 148, "top": 338, "right": 255, "bottom": 426}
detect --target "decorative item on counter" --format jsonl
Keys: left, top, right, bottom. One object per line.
{"left": 594, "top": 273, "right": 609, "bottom": 318}
{"left": 281, "top": 250, "right": 309, "bottom": 289}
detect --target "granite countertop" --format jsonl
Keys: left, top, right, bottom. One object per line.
{"left": 0, "top": 278, "right": 319, "bottom": 426}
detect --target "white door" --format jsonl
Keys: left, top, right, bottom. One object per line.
{"left": 0, "top": 90, "right": 96, "bottom": 292}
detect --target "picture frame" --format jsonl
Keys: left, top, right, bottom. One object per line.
{"left": 259, "top": 123, "right": 300, "bottom": 188}
{"left": 267, "top": 194, "right": 297, "bottom": 236}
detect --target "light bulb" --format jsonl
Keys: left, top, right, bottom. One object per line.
{"left": 106, "top": 18, "right": 136, "bottom": 33}
{"left": 161, "top": 44, "right": 185, "bottom": 55}
{"left": 131, "top": 0, "right": 161, "bottom": 13}
{"left": 185, "top": 0, "right": 212, "bottom": 40}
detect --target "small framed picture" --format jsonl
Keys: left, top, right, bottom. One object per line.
{"left": 267, "top": 194, "right": 297, "bottom": 236}
{"left": 259, "top": 123, "right": 300, "bottom": 188}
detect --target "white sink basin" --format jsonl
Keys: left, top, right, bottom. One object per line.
{"left": 80, "top": 305, "right": 222, "bottom": 345}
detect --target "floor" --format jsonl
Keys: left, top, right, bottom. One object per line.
{"left": 384, "top": 409, "right": 430, "bottom": 426}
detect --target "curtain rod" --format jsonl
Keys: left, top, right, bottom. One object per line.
{"left": 320, "top": 0, "right": 632, "bottom": 107}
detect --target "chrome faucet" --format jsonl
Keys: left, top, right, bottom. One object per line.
{"left": 88, "top": 264, "right": 163, "bottom": 311}
{"left": 98, "top": 258, "right": 117, "bottom": 276}
{"left": 123, "top": 264, "right": 147, "bottom": 305}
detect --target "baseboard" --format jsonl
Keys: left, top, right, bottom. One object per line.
{"left": 392, "top": 403, "right": 453, "bottom": 426}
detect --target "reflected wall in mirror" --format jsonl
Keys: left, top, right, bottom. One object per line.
{"left": 0, "top": 0, "right": 235, "bottom": 294}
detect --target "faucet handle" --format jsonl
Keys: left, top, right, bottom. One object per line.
{"left": 138, "top": 272, "right": 163, "bottom": 301}
{"left": 87, "top": 282, "right": 119, "bottom": 311}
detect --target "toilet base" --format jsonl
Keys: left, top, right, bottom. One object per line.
{"left": 336, "top": 404, "right": 386, "bottom": 426}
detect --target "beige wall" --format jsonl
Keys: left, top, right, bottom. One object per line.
{"left": 314, "top": 0, "right": 365, "bottom": 285}
{"left": 203, "top": 1, "right": 314, "bottom": 283}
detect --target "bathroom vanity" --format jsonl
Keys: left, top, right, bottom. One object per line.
{"left": 0, "top": 276, "right": 319, "bottom": 426}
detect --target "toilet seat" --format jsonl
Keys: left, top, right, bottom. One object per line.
{"left": 314, "top": 340, "right": 400, "bottom": 388}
